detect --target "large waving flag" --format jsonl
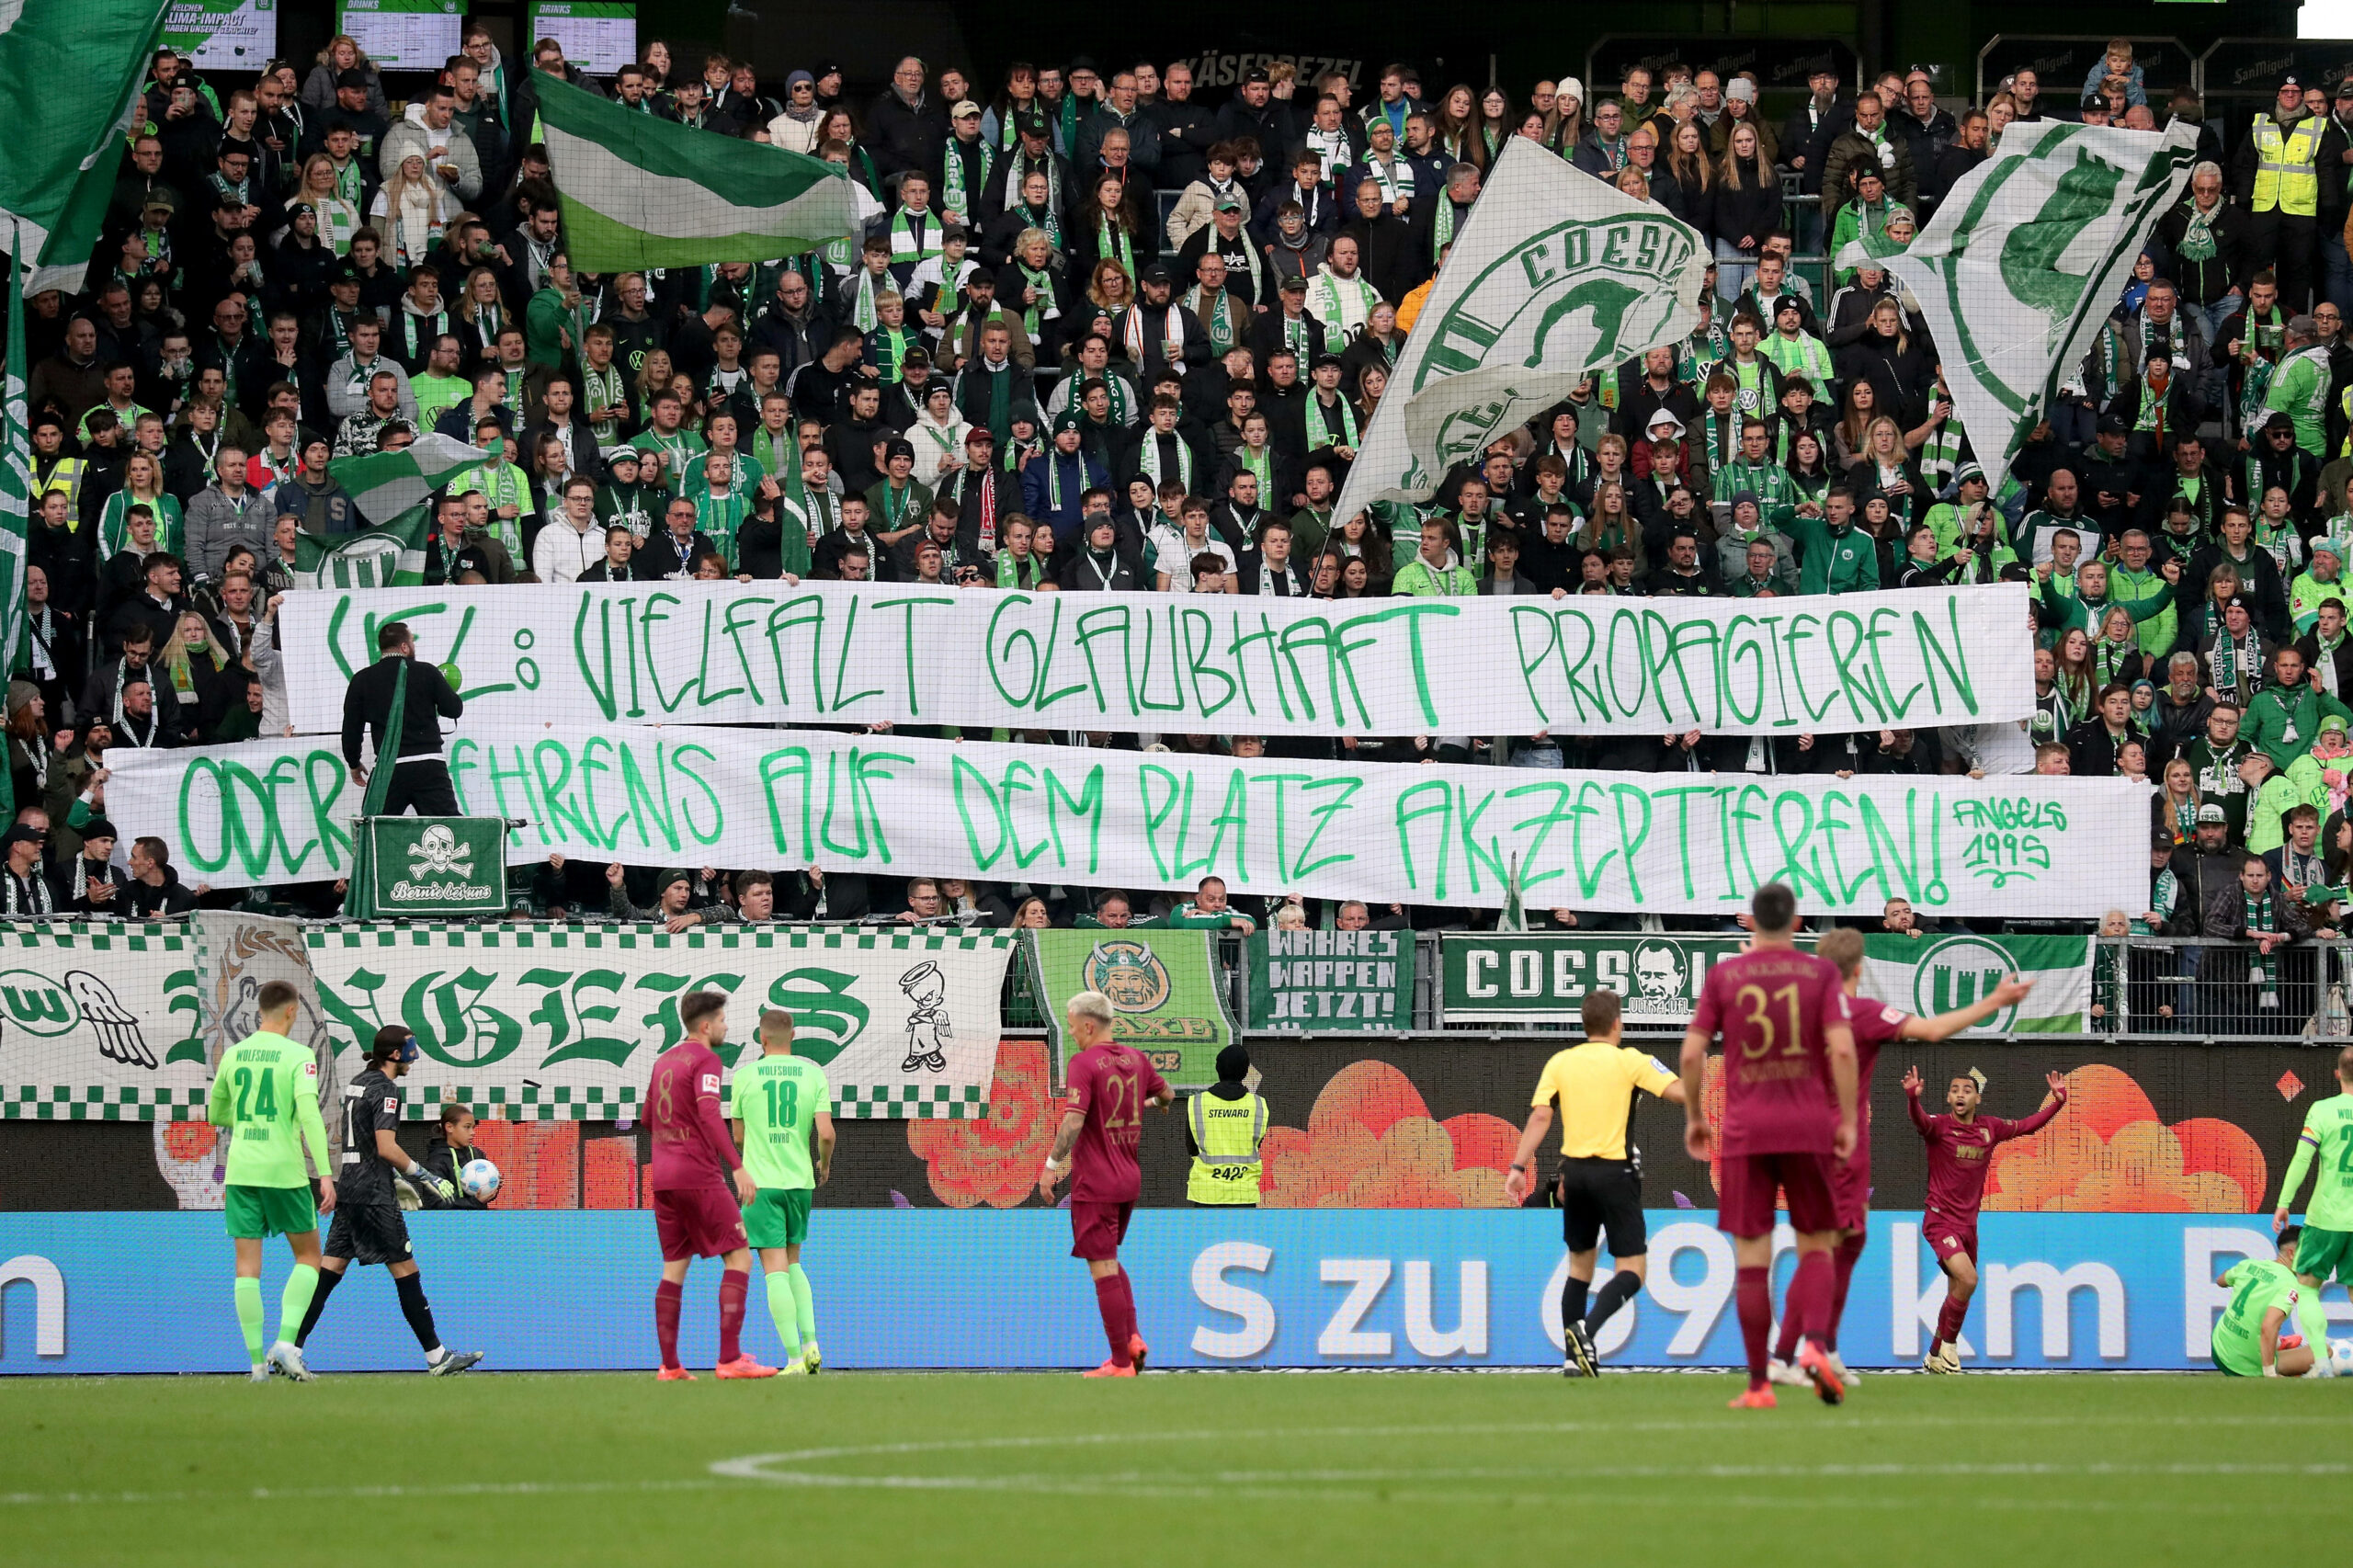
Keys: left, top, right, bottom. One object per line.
{"left": 0, "top": 227, "right": 32, "bottom": 823}
{"left": 1884, "top": 119, "right": 2199, "bottom": 493}
{"left": 291, "top": 434, "right": 485, "bottom": 588}
{"left": 1331, "top": 138, "right": 1709, "bottom": 528}
{"left": 0, "top": 0, "right": 171, "bottom": 294}
{"left": 534, "top": 68, "right": 880, "bottom": 272}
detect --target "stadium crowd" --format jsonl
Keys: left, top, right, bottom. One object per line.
{"left": 8, "top": 29, "right": 2353, "bottom": 1000}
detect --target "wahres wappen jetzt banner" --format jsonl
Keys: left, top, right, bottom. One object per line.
{"left": 278, "top": 581, "right": 2032, "bottom": 740}
{"left": 1249, "top": 928, "right": 1415, "bottom": 1031}
{"left": 108, "top": 725, "right": 2148, "bottom": 917}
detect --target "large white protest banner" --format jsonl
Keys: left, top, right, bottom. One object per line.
{"left": 1886, "top": 119, "right": 2199, "bottom": 492}
{"left": 304, "top": 924, "right": 1015, "bottom": 1120}
{"left": 278, "top": 580, "right": 2032, "bottom": 740}
{"left": 111, "top": 726, "right": 2145, "bottom": 918}
{"left": 1329, "top": 138, "right": 1710, "bottom": 526}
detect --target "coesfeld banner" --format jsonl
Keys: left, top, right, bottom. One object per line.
{"left": 276, "top": 580, "right": 2032, "bottom": 740}
{"left": 108, "top": 727, "right": 2147, "bottom": 917}
{"left": 302, "top": 924, "right": 1016, "bottom": 1120}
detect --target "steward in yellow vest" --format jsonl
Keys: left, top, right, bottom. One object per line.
{"left": 1185, "top": 1045, "right": 1268, "bottom": 1206}
{"left": 2236, "top": 77, "right": 2325, "bottom": 312}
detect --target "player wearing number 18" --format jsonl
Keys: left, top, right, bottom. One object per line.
{"left": 1679, "top": 882, "right": 1859, "bottom": 1409}
{"left": 205, "top": 979, "right": 336, "bottom": 1381}
{"left": 729, "top": 1009, "right": 835, "bottom": 1376}
{"left": 2274, "top": 1043, "right": 2353, "bottom": 1291}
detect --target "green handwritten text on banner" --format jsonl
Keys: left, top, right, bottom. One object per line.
{"left": 278, "top": 581, "right": 2032, "bottom": 740}
{"left": 109, "top": 726, "right": 2146, "bottom": 919}
{"left": 1250, "top": 929, "right": 1415, "bottom": 1031}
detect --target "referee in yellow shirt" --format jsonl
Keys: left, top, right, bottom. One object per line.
{"left": 1504, "top": 989, "right": 1687, "bottom": 1377}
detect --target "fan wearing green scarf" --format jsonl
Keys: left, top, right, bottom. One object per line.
{"left": 2245, "top": 645, "right": 2353, "bottom": 769}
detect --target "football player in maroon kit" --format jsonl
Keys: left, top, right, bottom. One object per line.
{"left": 1040, "top": 988, "right": 1174, "bottom": 1376}
{"left": 1905, "top": 1062, "right": 2069, "bottom": 1372}
{"left": 1680, "top": 883, "right": 1858, "bottom": 1408}
{"left": 1766, "top": 928, "right": 2034, "bottom": 1390}
{"left": 646, "top": 990, "right": 777, "bottom": 1381}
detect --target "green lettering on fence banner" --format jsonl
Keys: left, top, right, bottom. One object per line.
{"left": 1248, "top": 929, "right": 1416, "bottom": 1031}
{"left": 1439, "top": 933, "right": 1783, "bottom": 1024}
{"left": 278, "top": 581, "right": 2033, "bottom": 741}
{"left": 1025, "top": 928, "right": 1235, "bottom": 1087}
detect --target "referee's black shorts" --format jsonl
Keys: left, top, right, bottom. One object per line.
{"left": 1556, "top": 1157, "right": 1646, "bottom": 1258}
{"left": 324, "top": 1199, "right": 413, "bottom": 1266}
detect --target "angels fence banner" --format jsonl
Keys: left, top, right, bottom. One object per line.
{"left": 109, "top": 725, "right": 2148, "bottom": 918}
{"left": 1885, "top": 119, "right": 2198, "bottom": 493}
{"left": 0, "top": 923, "right": 210, "bottom": 1119}
{"left": 301, "top": 924, "right": 1017, "bottom": 1120}
{"left": 1329, "top": 138, "right": 1711, "bottom": 528}
{"left": 276, "top": 580, "right": 2031, "bottom": 740}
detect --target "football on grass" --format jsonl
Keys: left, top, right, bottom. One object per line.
{"left": 460, "top": 1158, "right": 502, "bottom": 1203}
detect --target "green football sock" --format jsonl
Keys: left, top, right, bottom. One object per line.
{"left": 278, "top": 1265, "right": 319, "bottom": 1346}
{"left": 233, "top": 1278, "right": 266, "bottom": 1365}
{"left": 788, "top": 1263, "right": 816, "bottom": 1344}
{"left": 764, "top": 1270, "right": 801, "bottom": 1355}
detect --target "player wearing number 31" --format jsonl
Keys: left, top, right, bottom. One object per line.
{"left": 1678, "top": 882, "right": 1859, "bottom": 1410}
{"left": 1040, "top": 990, "right": 1174, "bottom": 1377}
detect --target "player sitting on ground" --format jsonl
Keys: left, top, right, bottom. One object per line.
{"left": 207, "top": 979, "right": 336, "bottom": 1381}
{"left": 648, "top": 989, "right": 776, "bottom": 1381}
{"left": 2274, "top": 1044, "right": 2353, "bottom": 1297}
{"left": 294, "top": 1026, "right": 483, "bottom": 1375}
{"left": 1039, "top": 989, "right": 1174, "bottom": 1377}
{"left": 1767, "top": 930, "right": 2032, "bottom": 1392}
{"left": 1680, "top": 881, "right": 1859, "bottom": 1409}
{"left": 1904, "top": 1063, "right": 2069, "bottom": 1372}
{"left": 2212, "top": 1227, "right": 2335, "bottom": 1377}
{"left": 1504, "top": 988, "right": 1687, "bottom": 1377}
{"left": 730, "top": 1008, "right": 835, "bottom": 1376}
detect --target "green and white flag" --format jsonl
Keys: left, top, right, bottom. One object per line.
{"left": 292, "top": 505, "right": 431, "bottom": 589}
{"left": 1330, "top": 138, "right": 1708, "bottom": 527}
{"left": 534, "top": 67, "right": 880, "bottom": 272}
{"left": 1859, "top": 933, "right": 2093, "bottom": 1036}
{"left": 1885, "top": 119, "right": 2198, "bottom": 493}
{"left": 334, "top": 432, "right": 484, "bottom": 522}
{"left": 0, "top": 227, "right": 29, "bottom": 824}
{"left": 0, "top": 0, "right": 171, "bottom": 295}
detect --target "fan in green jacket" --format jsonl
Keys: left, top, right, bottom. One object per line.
{"left": 2290, "top": 540, "right": 2349, "bottom": 632}
{"left": 1782, "top": 493, "right": 1878, "bottom": 595}
{"left": 2244, "top": 649, "right": 2353, "bottom": 768}
{"left": 2036, "top": 556, "right": 2177, "bottom": 637}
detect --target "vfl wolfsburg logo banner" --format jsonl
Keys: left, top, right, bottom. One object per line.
{"left": 303, "top": 924, "right": 1017, "bottom": 1120}
{"left": 1858, "top": 933, "right": 2093, "bottom": 1036}
{"left": 1331, "top": 138, "right": 1707, "bottom": 527}
{"left": 1885, "top": 119, "right": 2198, "bottom": 493}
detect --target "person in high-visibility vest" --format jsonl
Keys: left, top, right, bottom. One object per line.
{"left": 1185, "top": 1045, "right": 1268, "bottom": 1206}
{"left": 2234, "top": 74, "right": 2325, "bottom": 312}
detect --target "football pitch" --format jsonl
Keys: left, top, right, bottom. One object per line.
{"left": 0, "top": 1370, "right": 2338, "bottom": 1565}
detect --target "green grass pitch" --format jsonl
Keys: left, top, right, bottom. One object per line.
{"left": 1, "top": 1370, "right": 2338, "bottom": 1565}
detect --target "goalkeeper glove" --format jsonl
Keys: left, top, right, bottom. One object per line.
{"left": 406, "top": 1162, "right": 457, "bottom": 1202}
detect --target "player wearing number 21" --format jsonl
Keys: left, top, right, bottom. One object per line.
{"left": 1040, "top": 990, "right": 1174, "bottom": 1377}
{"left": 1679, "top": 882, "right": 1859, "bottom": 1410}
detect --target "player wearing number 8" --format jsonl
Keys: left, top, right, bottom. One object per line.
{"left": 206, "top": 979, "right": 337, "bottom": 1381}
{"left": 1679, "top": 882, "right": 1859, "bottom": 1409}
{"left": 729, "top": 1010, "right": 835, "bottom": 1375}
